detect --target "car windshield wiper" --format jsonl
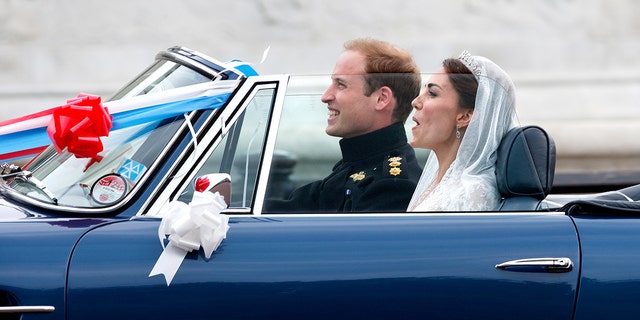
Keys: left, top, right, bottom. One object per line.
{"left": 1, "top": 164, "right": 58, "bottom": 204}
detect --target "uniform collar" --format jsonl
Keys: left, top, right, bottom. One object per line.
{"left": 339, "top": 122, "right": 408, "bottom": 162}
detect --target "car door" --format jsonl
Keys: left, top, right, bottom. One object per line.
{"left": 66, "top": 213, "right": 579, "bottom": 319}
{"left": 66, "top": 75, "right": 581, "bottom": 319}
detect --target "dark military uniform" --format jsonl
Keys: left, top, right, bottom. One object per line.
{"left": 264, "top": 122, "right": 422, "bottom": 213}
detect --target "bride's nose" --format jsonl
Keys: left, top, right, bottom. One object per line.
{"left": 411, "top": 96, "right": 422, "bottom": 110}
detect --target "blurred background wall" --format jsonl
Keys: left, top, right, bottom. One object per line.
{"left": 1, "top": 0, "right": 639, "bottom": 189}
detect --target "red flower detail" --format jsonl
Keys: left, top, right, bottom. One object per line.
{"left": 195, "top": 176, "right": 210, "bottom": 193}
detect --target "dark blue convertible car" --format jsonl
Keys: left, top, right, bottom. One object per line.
{"left": 1, "top": 46, "right": 640, "bottom": 320}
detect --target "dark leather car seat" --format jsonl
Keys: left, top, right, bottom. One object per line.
{"left": 495, "top": 125, "right": 556, "bottom": 211}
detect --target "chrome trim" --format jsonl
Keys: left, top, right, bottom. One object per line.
{"left": 157, "top": 46, "right": 248, "bottom": 81}
{"left": 257, "top": 211, "right": 566, "bottom": 218}
{"left": 0, "top": 306, "right": 55, "bottom": 313}
{"left": 157, "top": 50, "right": 223, "bottom": 80}
{"left": 251, "top": 76, "right": 289, "bottom": 215}
{"left": 495, "top": 257, "right": 573, "bottom": 272}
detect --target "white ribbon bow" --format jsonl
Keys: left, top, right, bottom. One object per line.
{"left": 149, "top": 191, "right": 229, "bottom": 286}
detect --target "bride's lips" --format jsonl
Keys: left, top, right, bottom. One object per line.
{"left": 412, "top": 116, "right": 420, "bottom": 129}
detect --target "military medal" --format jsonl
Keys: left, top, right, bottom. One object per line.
{"left": 388, "top": 157, "right": 402, "bottom": 176}
{"left": 349, "top": 171, "right": 365, "bottom": 181}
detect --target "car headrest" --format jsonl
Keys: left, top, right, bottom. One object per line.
{"left": 496, "top": 126, "right": 556, "bottom": 200}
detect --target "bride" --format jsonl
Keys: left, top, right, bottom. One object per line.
{"left": 408, "top": 51, "right": 518, "bottom": 212}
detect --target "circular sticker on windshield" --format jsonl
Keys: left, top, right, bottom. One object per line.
{"left": 91, "top": 174, "right": 128, "bottom": 205}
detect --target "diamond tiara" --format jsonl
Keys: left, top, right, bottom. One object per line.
{"left": 458, "top": 51, "right": 481, "bottom": 77}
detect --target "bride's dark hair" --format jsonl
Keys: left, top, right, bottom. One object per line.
{"left": 443, "top": 58, "right": 478, "bottom": 111}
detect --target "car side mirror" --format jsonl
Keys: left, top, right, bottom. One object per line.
{"left": 194, "top": 173, "right": 231, "bottom": 207}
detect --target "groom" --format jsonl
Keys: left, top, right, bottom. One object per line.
{"left": 264, "top": 38, "right": 423, "bottom": 213}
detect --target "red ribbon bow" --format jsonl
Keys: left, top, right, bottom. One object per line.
{"left": 47, "top": 93, "right": 113, "bottom": 161}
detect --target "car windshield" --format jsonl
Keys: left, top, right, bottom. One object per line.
{"left": 0, "top": 53, "right": 221, "bottom": 209}
{"left": 5, "top": 115, "right": 186, "bottom": 207}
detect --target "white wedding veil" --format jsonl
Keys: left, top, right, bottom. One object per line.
{"left": 407, "top": 53, "right": 519, "bottom": 211}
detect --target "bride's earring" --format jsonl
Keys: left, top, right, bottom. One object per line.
{"left": 455, "top": 125, "right": 461, "bottom": 139}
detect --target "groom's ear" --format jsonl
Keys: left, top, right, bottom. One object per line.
{"left": 373, "top": 86, "right": 393, "bottom": 111}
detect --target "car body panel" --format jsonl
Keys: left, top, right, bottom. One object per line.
{"left": 572, "top": 216, "right": 640, "bottom": 319}
{"left": 64, "top": 213, "right": 579, "bottom": 319}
